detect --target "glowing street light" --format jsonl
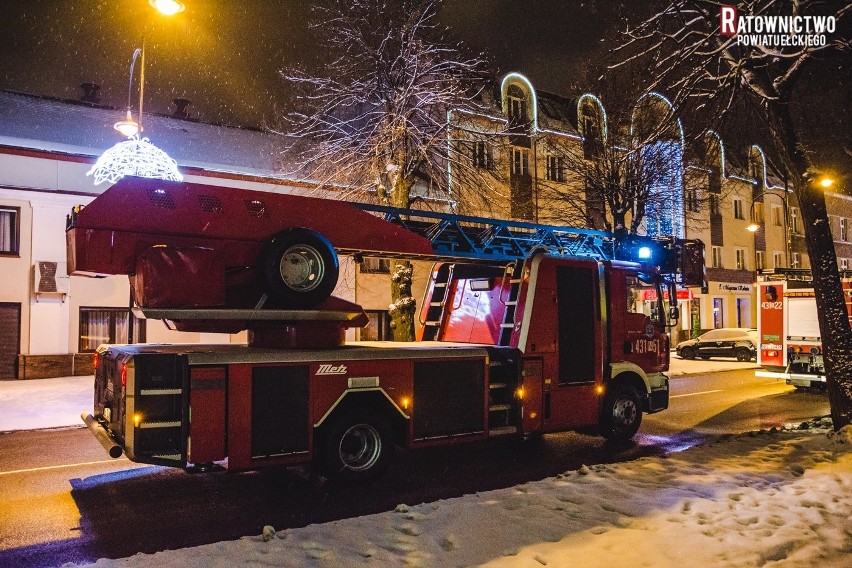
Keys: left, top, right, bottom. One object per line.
{"left": 149, "top": 0, "right": 185, "bottom": 16}
{"left": 90, "top": 1, "right": 186, "bottom": 185}
{"left": 820, "top": 177, "right": 834, "bottom": 189}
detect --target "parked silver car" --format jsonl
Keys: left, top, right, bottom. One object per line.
{"left": 676, "top": 328, "right": 758, "bottom": 361}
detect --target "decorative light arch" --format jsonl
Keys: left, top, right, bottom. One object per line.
{"left": 630, "top": 92, "right": 684, "bottom": 147}
{"left": 500, "top": 72, "right": 538, "bottom": 133}
{"left": 703, "top": 130, "right": 727, "bottom": 178}
{"left": 749, "top": 144, "right": 775, "bottom": 189}
{"left": 577, "top": 93, "right": 608, "bottom": 146}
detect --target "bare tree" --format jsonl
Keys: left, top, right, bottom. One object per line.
{"left": 612, "top": 0, "right": 852, "bottom": 427}
{"left": 276, "top": 0, "right": 499, "bottom": 341}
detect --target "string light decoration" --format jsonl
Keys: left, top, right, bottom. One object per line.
{"left": 88, "top": 137, "right": 183, "bottom": 185}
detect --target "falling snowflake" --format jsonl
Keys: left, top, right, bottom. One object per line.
{"left": 87, "top": 137, "right": 183, "bottom": 185}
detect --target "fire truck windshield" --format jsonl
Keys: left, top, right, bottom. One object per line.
{"left": 627, "top": 273, "right": 665, "bottom": 325}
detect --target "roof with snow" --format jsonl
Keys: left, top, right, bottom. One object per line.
{"left": 0, "top": 90, "right": 297, "bottom": 179}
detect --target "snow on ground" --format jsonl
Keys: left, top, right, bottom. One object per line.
{"left": 0, "top": 375, "right": 94, "bottom": 432}
{"left": 68, "top": 418, "right": 852, "bottom": 568}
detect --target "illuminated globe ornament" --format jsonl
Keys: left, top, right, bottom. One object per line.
{"left": 88, "top": 137, "right": 183, "bottom": 185}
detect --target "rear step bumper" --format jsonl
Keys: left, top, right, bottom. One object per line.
{"left": 81, "top": 412, "right": 124, "bottom": 459}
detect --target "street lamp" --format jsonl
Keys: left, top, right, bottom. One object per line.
{"left": 113, "top": 0, "right": 186, "bottom": 139}
{"left": 746, "top": 188, "right": 790, "bottom": 269}
{"left": 88, "top": 1, "right": 186, "bottom": 185}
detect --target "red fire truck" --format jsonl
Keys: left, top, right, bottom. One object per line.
{"left": 755, "top": 269, "right": 852, "bottom": 391}
{"left": 70, "top": 177, "right": 704, "bottom": 481}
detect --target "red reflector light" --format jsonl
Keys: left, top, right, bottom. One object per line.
{"left": 120, "top": 363, "right": 127, "bottom": 386}
{"left": 93, "top": 353, "right": 99, "bottom": 371}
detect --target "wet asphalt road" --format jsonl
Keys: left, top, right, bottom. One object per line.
{"left": 0, "top": 368, "right": 830, "bottom": 568}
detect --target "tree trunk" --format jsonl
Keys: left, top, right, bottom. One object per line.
{"left": 768, "top": 100, "right": 852, "bottom": 429}
{"left": 389, "top": 260, "right": 416, "bottom": 341}
{"left": 385, "top": 172, "right": 416, "bottom": 342}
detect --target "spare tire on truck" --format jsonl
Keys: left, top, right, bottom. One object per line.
{"left": 260, "top": 228, "right": 339, "bottom": 308}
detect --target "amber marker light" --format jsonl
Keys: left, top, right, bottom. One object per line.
{"left": 134, "top": 413, "right": 142, "bottom": 427}
{"left": 515, "top": 387, "right": 525, "bottom": 399}
{"left": 401, "top": 397, "right": 411, "bottom": 410}
{"left": 596, "top": 385, "right": 605, "bottom": 395}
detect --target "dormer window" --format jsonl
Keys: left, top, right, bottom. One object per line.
{"left": 507, "top": 85, "right": 528, "bottom": 123}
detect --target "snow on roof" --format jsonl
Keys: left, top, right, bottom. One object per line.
{"left": 0, "top": 90, "right": 298, "bottom": 179}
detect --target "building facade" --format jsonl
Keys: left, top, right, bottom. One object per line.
{"left": 1, "top": 75, "right": 850, "bottom": 379}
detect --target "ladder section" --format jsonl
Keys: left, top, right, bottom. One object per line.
{"left": 419, "top": 263, "right": 454, "bottom": 341}
{"left": 499, "top": 262, "right": 524, "bottom": 346}
{"left": 486, "top": 348, "right": 521, "bottom": 437}
{"left": 356, "top": 204, "right": 616, "bottom": 263}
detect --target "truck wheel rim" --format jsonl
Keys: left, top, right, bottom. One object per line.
{"left": 338, "top": 424, "right": 382, "bottom": 471}
{"left": 279, "top": 245, "right": 325, "bottom": 292}
{"left": 613, "top": 397, "right": 637, "bottom": 428}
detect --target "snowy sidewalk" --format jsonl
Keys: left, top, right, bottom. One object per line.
{"left": 69, "top": 418, "right": 852, "bottom": 568}
{"left": 0, "top": 374, "right": 93, "bottom": 432}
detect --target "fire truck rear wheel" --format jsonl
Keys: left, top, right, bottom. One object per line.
{"left": 261, "top": 228, "right": 339, "bottom": 308}
{"left": 319, "top": 410, "right": 395, "bottom": 482}
{"left": 600, "top": 383, "right": 642, "bottom": 441}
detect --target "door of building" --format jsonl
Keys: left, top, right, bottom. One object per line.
{"left": 0, "top": 303, "right": 21, "bottom": 379}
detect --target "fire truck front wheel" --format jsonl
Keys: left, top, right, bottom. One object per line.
{"left": 318, "top": 410, "right": 395, "bottom": 482}
{"left": 260, "top": 228, "right": 339, "bottom": 308}
{"left": 600, "top": 383, "right": 643, "bottom": 442}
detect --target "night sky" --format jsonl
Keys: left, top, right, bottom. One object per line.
{"left": 0, "top": 1, "right": 625, "bottom": 129}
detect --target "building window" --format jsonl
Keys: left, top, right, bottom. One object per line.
{"left": 712, "top": 246, "right": 723, "bottom": 268}
{"left": 791, "top": 252, "right": 801, "bottom": 268}
{"left": 840, "top": 258, "right": 849, "bottom": 270}
{"left": 773, "top": 251, "right": 784, "bottom": 269}
{"left": 359, "top": 256, "right": 390, "bottom": 274}
{"left": 709, "top": 194, "right": 720, "bottom": 216}
{"left": 735, "top": 248, "right": 747, "bottom": 270}
{"left": 752, "top": 202, "right": 764, "bottom": 224}
{"left": 733, "top": 198, "right": 745, "bottom": 220}
{"left": 511, "top": 147, "right": 529, "bottom": 177}
{"left": 360, "top": 310, "right": 392, "bottom": 341}
{"left": 772, "top": 205, "right": 783, "bottom": 226}
{"left": 546, "top": 155, "right": 565, "bottom": 182}
{"left": 790, "top": 207, "right": 800, "bottom": 234}
{"left": 507, "top": 85, "right": 528, "bottom": 123}
{"left": 756, "top": 251, "right": 765, "bottom": 271}
{"left": 0, "top": 207, "right": 20, "bottom": 256}
{"left": 471, "top": 141, "right": 494, "bottom": 170}
{"left": 582, "top": 116, "right": 603, "bottom": 159}
{"left": 840, "top": 218, "right": 848, "bottom": 242}
{"left": 685, "top": 187, "right": 701, "bottom": 213}
{"left": 79, "top": 307, "right": 143, "bottom": 352}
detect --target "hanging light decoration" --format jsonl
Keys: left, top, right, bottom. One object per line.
{"left": 88, "top": 137, "right": 183, "bottom": 185}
